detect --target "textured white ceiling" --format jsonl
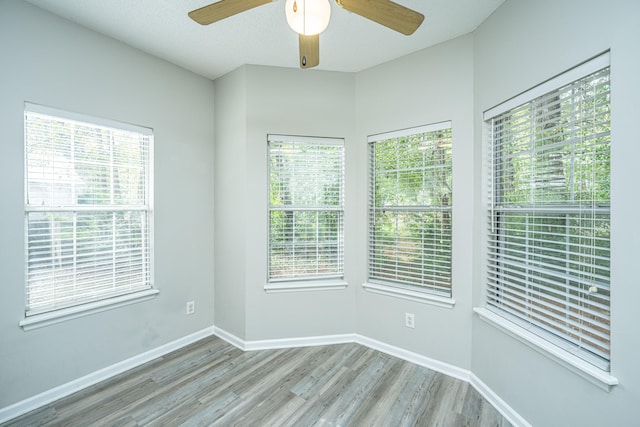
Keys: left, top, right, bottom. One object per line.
{"left": 23, "top": 0, "right": 504, "bottom": 80}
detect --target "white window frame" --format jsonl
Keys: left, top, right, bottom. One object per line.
{"left": 364, "top": 121, "right": 455, "bottom": 308}
{"left": 475, "top": 52, "right": 618, "bottom": 390}
{"left": 266, "top": 134, "right": 346, "bottom": 293}
{"left": 20, "top": 103, "right": 157, "bottom": 330}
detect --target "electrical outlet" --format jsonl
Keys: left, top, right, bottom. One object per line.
{"left": 186, "top": 301, "right": 195, "bottom": 315}
{"left": 405, "top": 312, "right": 415, "bottom": 329}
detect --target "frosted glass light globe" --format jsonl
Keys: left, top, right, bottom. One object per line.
{"left": 285, "top": 0, "right": 331, "bottom": 36}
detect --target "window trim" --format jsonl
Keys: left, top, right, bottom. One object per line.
{"left": 366, "top": 121, "right": 454, "bottom": 303}
{"left": 265, "top": 278, "right": 348, "bottom": 293}
{"left": 23, "top": 103, "right": 155, "bottom": 325}
{"left": 479, "top": 51, "right": 614, "bottom": 382}
{"left": 25, "top": 102, "right": 153, "bottom": 136}
{"left": 363, "top": 281, "right": 455, "bottom": 308}
{"left": 266, "top": 134, "right": 345, "bottom": 290}
{"left": 19, "top": 289, "right": 159, "bottom": 331}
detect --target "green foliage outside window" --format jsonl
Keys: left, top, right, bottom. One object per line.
{"left": 488, "top": 65, "right": 611, "bottom": 368}
{"left": 369, "top": 125, "right": 453, "bottom": 296}
{"left": 268, "top": 139, "right": 344, "bottom": 280}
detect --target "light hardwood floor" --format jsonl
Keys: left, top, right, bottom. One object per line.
{"left": 3, "top": 336, "right": 511, "bottom": 426}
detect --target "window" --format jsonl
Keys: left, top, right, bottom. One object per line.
{"left": 367, "top": 122, "right": 453, "bottom": 302}
{"left": 268, "top": 135, "right": 344, "bottom": 286}
{"left": 484, "top": 53, "right": 611, "bottom": 371}
{"left": 23, "top": 103, "right": 154, "bottom": 324}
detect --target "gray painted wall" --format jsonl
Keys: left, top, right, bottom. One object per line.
{"left": 0, "top": 1, "right": 215, "bottom": 407}
{"left": 471, "top": 0, "right": 640, "bottom": 425}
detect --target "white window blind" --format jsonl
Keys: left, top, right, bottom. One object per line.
{"left": 368, "top": 122, "right": 452, "bottom": 297}
{"left": 268, "top": 134, "right": 344, "bottom": 281}
{"left": 24, "top": 103, "right": 153, "bottom": 316}
{"left": 485, "top": 55, "right": 611, "bottom": 371}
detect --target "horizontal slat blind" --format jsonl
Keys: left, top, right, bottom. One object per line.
{"left": 368, "top": 122, "right": 452, "bottom": 296}
{"left": 268, "top": 135, "right": 344, "bottom": 281}
{"left": 25, "top": 105, "right": 152, "bottom": 315}
{"left": 486, "top": 59, "right": 611, "bottom": 370}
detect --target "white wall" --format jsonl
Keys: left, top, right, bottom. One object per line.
{"left": 354, "top": 35, "right": 475, "bottom": 370}
{"left": 472, "top": 0, "right": 640, "bottom": 425}
{"left": 214, "top": 65, "right": 357, "bottom": 341}
{"left": 0, "top": 0, "right": 215, "bottom": 408}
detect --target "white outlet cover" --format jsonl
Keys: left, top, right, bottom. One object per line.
{"left": 186, "top": 301, "right": 195, "bottom": 314}
{"left": 405, "top": 313, "right": 415, "bottom": 328}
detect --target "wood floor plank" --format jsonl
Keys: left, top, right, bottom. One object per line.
{"left": 153, "top": 337, "right": 235, "bottom": 385}
{"left": 174, "top": 392, "right": 239, "bottom": 427}
{"left": 252, "top": 393, "right": 308, "bottom": 427}
{"left": 278, "top": 365, "right": 352, "bottom": 427}
{"left": 128, "top": 356, "right": 239, "bottom": 426}
{"left": 413, "top": 374, "right": 458, "bottom": 426}
{"left": 290, "top": 344, "right": 366, "bottom": 399}
{"left": 1, "top": 337, "right": 512, "bottom": 427}
{"left": 195, "top": 349, "right": 294, "bottom": 407}
{"left": 230, "top": 347, "right": 309, "bottom": 398}
{"left": 214, "top": 347, "right": 336, "bottom": 426}
{"left": 345, "top": 355, "right": 412, "bottom": 426}
{"left": 320, "top": 354, "right": 399, "bottom": 426}
{"left": 461, "top": 385, "right": 484, "bottom": 422}
{"left": 58, "top": 378, "right": 159, "bottom": 427}
{"left": 397, "top": 368, "right": 441, "bottom": 426}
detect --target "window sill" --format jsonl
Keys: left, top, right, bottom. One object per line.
{"left": 362, "top": 282, "right": 455, "bottom": 309}
{"left": 19, "top": 289, "right": 160, "bottom": 331}
{"left": 265, "top": 279, "right": 348, "bottom": 293}
{"left": 473, "top": 307, "right": 618, "bottom": 391}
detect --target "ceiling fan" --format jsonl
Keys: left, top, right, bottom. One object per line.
{"left": 188, "top": 0, "right": 424, "bottom": 69}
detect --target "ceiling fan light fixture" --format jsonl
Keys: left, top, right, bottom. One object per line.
{"left": 285, "top": 0, "right": 331, "bottom": 36}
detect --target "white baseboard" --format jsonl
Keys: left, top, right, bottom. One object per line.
{"left": 212, "top": 326, "right": 247, "bottom": 350}
{"left": 213, "top": 327, "right": 355, "bottom": 352}
{"left": 470, "top": 373, "right": 532, "bottom": 427}
{"left": 244, "top": 333, "right": 356, "bottom": 351}
{"left": 0, "top": 326, "right": 215, "bottom": 424}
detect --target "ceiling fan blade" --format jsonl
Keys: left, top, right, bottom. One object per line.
{"left": 336, "top": 0, "right": 424, "bottom": 35}
{"left": 189, "top": 0, "right": 275, "bottom": 25}
{"left": 299, "top": 34, "right": 320, "bottom": 69}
